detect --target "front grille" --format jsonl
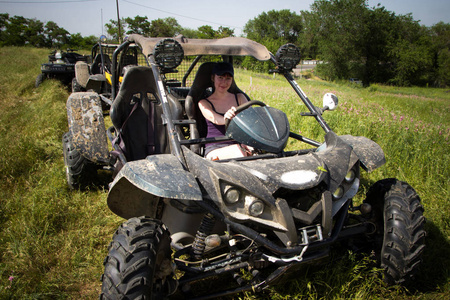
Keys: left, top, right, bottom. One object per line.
{"left": 274, "top": 183, "right": 327, "bottom": 226}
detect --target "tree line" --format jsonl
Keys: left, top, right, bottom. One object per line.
{"left": 1, "top": 0, "right": 448, "bottom": 87}
{"left": 242, "top": 1, "right": 449, "bottom": 87}
{"left": 0, "top": 14, "right": 98, "bottom": 49}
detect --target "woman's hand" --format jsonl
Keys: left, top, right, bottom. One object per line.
{"left": 224, "top": 106, "right": 237, "bottom": 120}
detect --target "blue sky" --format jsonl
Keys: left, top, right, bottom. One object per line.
{"left": 1, "top": 0, "right": 449, "bottom": 37}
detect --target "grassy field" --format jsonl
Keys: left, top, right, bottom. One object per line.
{"left": 0, "top": 46, "right": 448, "bottom": 299}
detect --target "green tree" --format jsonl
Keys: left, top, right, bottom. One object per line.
{"left": 0, "top": 13, "right": 8, "bottom": 43}
{"left": 361, "top": 4, "right": 398, "bottom": 85}
{"left": 25, "top": 18, "right": 46, "bottom": 47}
{"left": 309, "top": 0, "right": 369, "bottom": 81}
{"left": 44, "top": 21, "right": 70, "bottom": 48}
{"left": 244, "top": 9, "right": 302, "bottom": 45}
{"left": 386, "top": 15, "right": 433, "bottom": 86}
{"left": 436, "top": 48, "right": 450, "bottom": 87}
{"left": 3, "top": 15, "right": 28, "bottom": 46}
{"left": 197, "top": 25, "right": 215, "bottom": 38}
{"left": 298, "top": 11, "right": 319, "bottom": 59}
{"left": 243, "top": 9, "right": 303, "bottom": 73}
{"left": 105, "top": 18, "right": 126, "bottom": 42}
{"left": 429, "top": 22, "right": 450, "bottom": 87}
{"left": 68, "top": 33, "right": 97, "bottom": 49}
{"left": 215, "top": 26, "right": 234, "bottom": 38}
{"left": 304, "top": 0, "right": 436, "bottom": 86}
{"left": 125, "top": 15, "right": 151, "bottom": 35}
{"left": 179, "top": 27, "right": 200, "bottom": 38}
{"left": 179, "top": 26, "right": 234, "bottom": 39}
{"left": 149, "top": 17, "right": 181, "bottom": 37}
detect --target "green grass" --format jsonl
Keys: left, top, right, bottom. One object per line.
{"left": 0, "top": 47, "right": 449, "bottom": 299}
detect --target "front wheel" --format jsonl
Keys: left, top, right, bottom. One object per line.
{"left": 62, "top": 132, "right": 97, "bottom": 189}
{"left": 71, "top": 77, "right": 83, "bottom": 92}
{"left": 364, "top": 178, "right": 426, "bottom": 286}
{"left": 100, "top": 217, "right": 177, "bottom": 299}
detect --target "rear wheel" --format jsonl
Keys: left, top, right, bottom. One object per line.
{"left": 100, "top": 217, "right": 176, "bottom": 299}
{"left": 364, "top": 178, "right": 426, "bottom": 286}
{"left": 62, "top": 132, "right": 97, "bottom": 189}
{"left": 35, "top": 73, "right": 45, "bottom": 87}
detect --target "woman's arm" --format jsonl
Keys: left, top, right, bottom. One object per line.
{"left": 198, "top": 99, "right": 227, "bottom": 125}
{"left": 199, "top": 93, "right": 247, "bottom": 125}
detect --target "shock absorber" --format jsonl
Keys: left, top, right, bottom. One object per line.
{"left": 191, "top": 213, "right": 215, "bottom": 260}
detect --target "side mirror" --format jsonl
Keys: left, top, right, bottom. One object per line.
{"left": 322, "top": 93, "right": 338, "bottom": 111}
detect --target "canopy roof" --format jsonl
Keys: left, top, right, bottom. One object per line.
{"left": 127, "top": 34, "right": 271, "bottom": 61}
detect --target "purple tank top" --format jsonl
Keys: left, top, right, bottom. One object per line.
{"left": 204, "top": 94, "right": 240, "bottom": 155}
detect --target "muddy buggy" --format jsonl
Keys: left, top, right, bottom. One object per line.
{"left": 35, "top": 49, "right": 89, "bottom": 88}
{"left": 71, "top": 41, "right": 146, "bottom": 103}
{"left": 63, "top": 34, "right": 425, "bottom": 299}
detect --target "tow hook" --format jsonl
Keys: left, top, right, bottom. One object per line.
{"left": 262, "top": 245, "right": 309, "bottom": 263}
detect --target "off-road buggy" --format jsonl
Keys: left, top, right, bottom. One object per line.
{"left": 35, "top": 49, "right": 89, "bottom": 88}
{"left": 63, "top": 39, "right": 147, "bottom": 188}
{"left": 63, "top": 34, "right": 426, "bottom": 299}
{"left": 71, "top": 40, "right": 146, "bottom": 101}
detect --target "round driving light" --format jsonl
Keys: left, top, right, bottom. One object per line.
{"left": 333, "top": 186, "right": 344, "bottom": 199}
{"left": 249, "top": 200, "right": 264, "bottom": 217}
{"left": 276, "top": 43, "right": 301, "bottom": 71}
{"left": 153, "top": 38, "right": 184, "bottom": 71}
{"left": 224, "top": 187, "right": 240, "bottom": 204}
{"left": 345, "top": 170, "right": 356, "bottom": 182}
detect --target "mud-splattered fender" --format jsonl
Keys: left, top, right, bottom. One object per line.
{"left": 66, "top": 92, "right": 109, "bottom": 164}
{"left": 107, "top": 154, "right": 202, "bottom": 219}
{"left": 340, "top": 135, "right": 386, "bottom": 172}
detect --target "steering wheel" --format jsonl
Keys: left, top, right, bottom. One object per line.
{"left": 224, "top": 100, "right": 266, "bottom": 129}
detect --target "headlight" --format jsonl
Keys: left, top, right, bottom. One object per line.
{"left": 333, "top": 186, "right": 344, "bottom": 199}
{"left": 222, "top": 184, "right": 267, "bottom": 218}
{"left": 224, "top": 186, "right": 240, "bottom": 204}
{"left": 249, "top": 199, "right": 264, "bottom": 217}
{"left": 345, "top": 170, "right": 356, "bottom": 182}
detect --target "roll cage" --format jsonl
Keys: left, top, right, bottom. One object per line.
{"left": 108, "top": 34, "right": 334, "bottom": 170}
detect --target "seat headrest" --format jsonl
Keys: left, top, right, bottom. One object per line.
{"left": 187, "top": 62, "right": 215, "bottom": 103}
{"left": 110, "top": 66, "right": 157, "bottom": 130}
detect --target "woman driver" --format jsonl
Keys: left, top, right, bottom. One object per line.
{"left": 198, "top": 62, "right": 251, "bottom": 160}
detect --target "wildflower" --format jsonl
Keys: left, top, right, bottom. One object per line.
{"left": 6, "top": 276, "right": 14, "bottom": 289}
{"left": 400, "top": 116, "right": 404, "bottom": 121}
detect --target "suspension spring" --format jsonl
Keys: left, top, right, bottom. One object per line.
{"left": 191, "top": 213, "right": 215, "bottom": 260}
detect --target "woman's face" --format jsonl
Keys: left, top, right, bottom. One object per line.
{"left": 213, "top": 73, "right": 233, "bottom": 92}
